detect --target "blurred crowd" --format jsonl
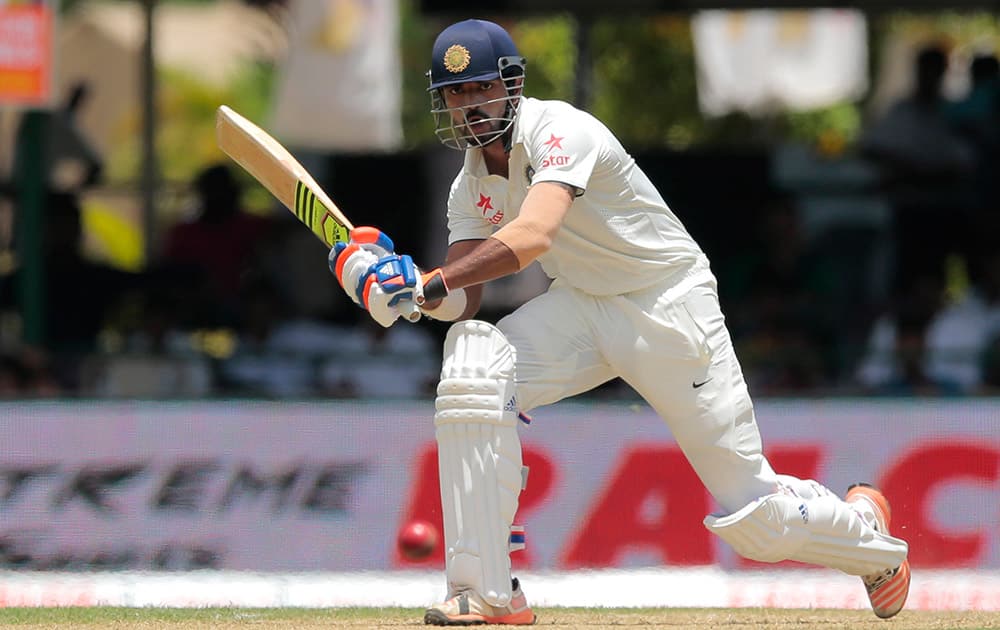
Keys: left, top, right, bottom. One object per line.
{"left": 728, "top": 45, "right": 1000, "bottom": 397}
{"left": 850, "top": 47, "right": 1000, "bottom": 397}
{"left": 0, "top": 166, "right": 444, "bottom": 400}
{"left": 0, "top": 44, "right": 998, "bottom": 401}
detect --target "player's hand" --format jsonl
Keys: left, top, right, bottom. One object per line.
{"left": 328, "top": 227, "right": 420, "bottom": 326}
{"left": 329, "top": 227, "right": 394, "bottom": 302}
{"left": 361, "top": 250, "right": 460, "bottom": 322}
{"left": 363, "top": 254, "right": 421, "bottom": 327}
{"left": 370, "top": 259, "right": 449, "bottom": 312}
{"left": 329, "top": 227, "right": 393, "bottom": 293}
{"left": 360, "top": 254, "right": 453, "bottom": 325}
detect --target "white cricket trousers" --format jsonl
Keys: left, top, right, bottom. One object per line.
{"left": 497, "top": 257, "right": 780, "bottom": 513}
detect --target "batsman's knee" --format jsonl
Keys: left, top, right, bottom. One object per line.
{"left": 436, "top": 320, "right": 519, "bottom": 428}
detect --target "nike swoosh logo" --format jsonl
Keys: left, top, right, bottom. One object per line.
{"left": 692, "top": 378, "right": 713, "bottom": 388}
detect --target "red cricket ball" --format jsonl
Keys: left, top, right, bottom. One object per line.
{"left": 398, "top": 519, "right": 439, "bottom": 560}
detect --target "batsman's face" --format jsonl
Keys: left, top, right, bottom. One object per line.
{"left": 442, "top": 81, "right": 509, "bottom": 137}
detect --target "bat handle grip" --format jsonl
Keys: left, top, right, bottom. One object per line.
{"left": 401, "top": 279, "right": 425, "bottom": 322}
{"left": 400, "top": 299, "right": 422, "bottom": 323}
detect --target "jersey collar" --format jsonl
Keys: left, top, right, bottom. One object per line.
{"left": 462, "top": 96, "right": 529, "bottom": 178}
{"left": 509, "top": 96, "right": 529, "bottom": 150}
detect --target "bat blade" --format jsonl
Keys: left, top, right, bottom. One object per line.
{"left": 215, "top": 105, "right": 421, "bottom": 322}
{"left": 215, "top": 105, "right": 352, "bottom": 247}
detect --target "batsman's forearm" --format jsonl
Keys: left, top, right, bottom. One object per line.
{"left": 491, "top": 182, "right": 572, "bottom": 268}
{"left": 441, "top": 237, "right": 521, "bottom": 290}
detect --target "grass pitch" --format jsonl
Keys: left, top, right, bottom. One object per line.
{"left": 0, "top": 607, "right": 997, "bottom": 629}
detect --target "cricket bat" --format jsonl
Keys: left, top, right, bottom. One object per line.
{"left": 215, "top": 105, "right": 420, "bottom": 321}
{"left": 215, "top": 105, "right": 352, "bottom": 248}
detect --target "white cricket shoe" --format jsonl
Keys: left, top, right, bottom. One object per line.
{"left": 846, "top": 483, "right": 911, "bottom": 619}
{"left": 424, "top": 578, "right": 535, "bottom": 626}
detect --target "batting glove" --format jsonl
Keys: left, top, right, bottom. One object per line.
{"left": 329, "top": 227, "right": 394, "bottom": 299}
{"left": 364, "top": 254, "right": 421, "bottom": 327}
{"left": 328, "top": 227, "right": 420, "bottom": 326}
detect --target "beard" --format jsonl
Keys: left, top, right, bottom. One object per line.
{"left": 462, "top": 111, "right": 507, "bottom": 146}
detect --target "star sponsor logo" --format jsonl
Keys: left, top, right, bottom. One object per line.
{"left": 540, "top": 133, "right": 570, "bottom": 168}
{"left": 543, "top": 133, "right": 564, "bottom": 151}
{"left": 541, "top": 154, "right": 571, "bottom": 168}
{"left": 477, "top": 193, "right": 503, "bottom": 225}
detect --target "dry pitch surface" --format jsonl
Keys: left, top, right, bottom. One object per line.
{"left": 0, "top": 608, "right": 998, "bottom": 629}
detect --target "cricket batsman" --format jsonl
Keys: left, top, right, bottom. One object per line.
{"left": 329, "top": 18, "right": 911, "bottom": 626}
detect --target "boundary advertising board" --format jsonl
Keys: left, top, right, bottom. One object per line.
{"left": 0, "top": 399, "right": 996, "bottom": 572}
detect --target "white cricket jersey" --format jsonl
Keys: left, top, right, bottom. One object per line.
{"left": 446, "top": 97, "right": 706, "bottom": 296}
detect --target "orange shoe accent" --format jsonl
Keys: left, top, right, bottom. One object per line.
{"left": 424, "top": 579, "right": 535, "bottom": 626}
{"left": 482, "top": 609, "right": 536, "bottom": 625}
{"left": 846, "top": 484, "right": 892, "bottom": 530}
{"left": 870, "top": 560, "right": 910, "bottom": 617}
{"left": 846, "top": 484, "right": 910, "bottom": 619}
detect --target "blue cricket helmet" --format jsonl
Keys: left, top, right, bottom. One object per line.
{"left": 428, "top": 19, "right": 525, "bottom": 90}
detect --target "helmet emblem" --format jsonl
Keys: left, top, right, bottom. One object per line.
{"left": 443, "top": 44, "right": 471, "bottom": 73}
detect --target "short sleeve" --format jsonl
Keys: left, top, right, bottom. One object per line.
{"left": 525, "top": 116, "right": 601, "bottom": 192}
{"left": 446, "top": 173, "right": 493, "bottom": 244}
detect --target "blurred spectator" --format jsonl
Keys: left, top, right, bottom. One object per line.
{"left": 318, "top": 317, "right": 439, "bottom": 399}
{"left": 0, "top": 191, "right": 139, "bottom": 360}
{"left": 10, "top": 81, "right": 103, "bottom": 196}
{"left": 920, "top": 247, "right": 1000, "bottom": 394}
{"left": 922, "top": 277, "right": 991, "bottom": 394}
{"left": 858, "top": 245, "right": 1000, "bottom": 396}
{"left": 0, "top": 353, "right": 28, "bottom": 396}
{"left": 980, "top": 335, "right": 1000, "bottom": 394}
{"left": 974, "top": 248, "right": 1000, "bottom": 394}
{"left": 948, "top": 53, "right": 1000, "bottom": 273}
{"left": 0, "top": 347, "right": 61, "bottom": 398}
{"left": 47, "top": 82, "right": 103, "bottom": 192}
{"left": 255, "top": 213, "right": 346, "bottom": 322}
{"left": 116, "top": 268, "right": 193, "bottom": 355}
{"left": 859, "top": 44, "right": 977, "bottom": 299}
{"left": 855, "top": 272, "right": 962, "bottom": 396}
{"left": 947, "top": 53, "right": 1000, "bottom": 142}
{"left": 161, "top": 163, "right": 274, "bottom": 328}
{"left": 718, "top": 196, "right": 833, "bottom": 393}
{"left": 861, "top": 45, "right": 976, "bottom": 178}
{"left": 215, "top": 272, "right": 314, "bottom": 398}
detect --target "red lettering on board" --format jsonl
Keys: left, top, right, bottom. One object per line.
{"left": 560, "top": 447, "right": 712, "bottom": 567}
{"left": 395, "top": 443, "right": 555, "bottom": 568}
{"left": 882, "top": 442, "right": 999, "bottom": 567}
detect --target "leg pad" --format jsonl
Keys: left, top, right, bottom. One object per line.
{"left": 436, "top": 321, "right": 524, "bottom": 607}
{"left": 704, "top": 490, "right": 908, "bottom": 576}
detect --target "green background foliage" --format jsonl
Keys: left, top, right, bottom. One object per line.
{"left": 87, "top": 1, "right": 999, "bottom": 186}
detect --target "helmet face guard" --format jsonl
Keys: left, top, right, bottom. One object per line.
{"left": 426, "top": 20, "right": 526, "bottom": 150}
{"left": 428, "top": 57, "right": 525, "bottom": 150}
